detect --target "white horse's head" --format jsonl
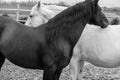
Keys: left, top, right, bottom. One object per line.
{"left": 25, "top": 2, "right": 56, "bottom": 27}
{"left": 25, "top": 2, "right": 67, "bottom": 27}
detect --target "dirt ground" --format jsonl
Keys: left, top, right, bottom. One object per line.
{"left": 1, "top": 60, "right": 120, "bottom": 80}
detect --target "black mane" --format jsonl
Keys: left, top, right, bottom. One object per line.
{"left": 45, "top": 0, "right": 95, "bottom": 46}
{"left": 47, "top": 0, "right": 94, "bottom": 27}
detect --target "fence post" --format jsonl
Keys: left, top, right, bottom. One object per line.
{"left": 16, "top": 4, "right": 20, "bottom": 21}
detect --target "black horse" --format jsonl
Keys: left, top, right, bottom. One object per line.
{"left": 0, "top": 0, "right": 108, "bottom": 80}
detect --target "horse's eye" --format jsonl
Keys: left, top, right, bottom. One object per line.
{"left": 29, "top": 15, "right": 33, "bottom": 18}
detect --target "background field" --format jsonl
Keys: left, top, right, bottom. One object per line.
{"left": 0, "top": 1, "right": 120, "bottom": 80}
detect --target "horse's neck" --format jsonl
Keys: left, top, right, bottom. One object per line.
{"left": 70, "top": 22, "right": 87, "bottom": 46}
{"left": 64, "top": 14, "right": 91, "bottom": 46}
{"left": 68, "top": 5, "right": 93, "bottom": 45}
{"left": 46, "top": 3, "right": 93, "bottom": 46}
{"left": 46, "top": 21, "right": 87, "bottom": 48}
{"left": 65, "top": 13, "right": 91, "bottom": 46}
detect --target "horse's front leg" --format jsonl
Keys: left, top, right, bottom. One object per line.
{"left": 70, "top": 57, "right": 84, "bottom": 80}
{"left": 70, "top": 47, "right": 84, "bottom": 80}
{"left": 43, "top": 65, "right": 63, "bottom": 80}
{"left": 70, "top": 56, "right": 79, "bottom": 80}
{"left": 77, "top": 61, "right": 84, "bottom": 80}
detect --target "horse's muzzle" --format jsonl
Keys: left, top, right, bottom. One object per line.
{"left": 101, "top": 22, "right": 109, "bottom": 29}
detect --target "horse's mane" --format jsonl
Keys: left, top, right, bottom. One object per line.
{"left": 47, "top": 0, "right": 94, "bottom": 27}
{"left": 45, "top": 0, "right": 95, "bottom": 45}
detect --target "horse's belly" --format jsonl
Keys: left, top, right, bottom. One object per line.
{"left": 86, "top": 56, "right": 120, "bottom": 68}
{"left": 1, "top": 40, "right": 43, "bottom": 69}
{"left": 4, "top": 50, "right": 43, "bottom": 69}
{"left": 83, "top": 46, "right": 120, "bottom": 68}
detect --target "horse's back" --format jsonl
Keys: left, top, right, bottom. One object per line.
{"left": 80, "top": 24, "right": 120, "bottom": 46}
{"left": 44, "top": 5, "right": 67, "bottom": 12}
{"left": 79, "top": 24, "right": 120, "bottom": 53}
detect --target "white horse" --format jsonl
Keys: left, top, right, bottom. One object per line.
{"left": 25, "top": 2, "right": 67, "bottom": 27}
{"left": 70, "top": 24, "right": 120, "bottom": 80}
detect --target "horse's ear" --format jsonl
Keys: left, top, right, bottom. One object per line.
{"left": 37, "top": 1, "right": 41, "bottom": 8}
